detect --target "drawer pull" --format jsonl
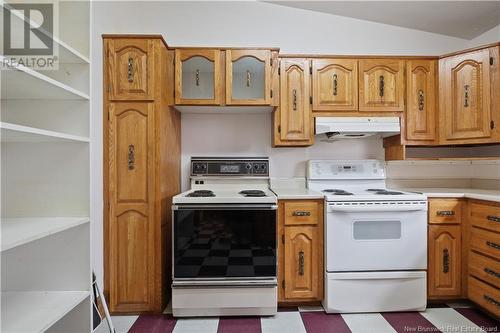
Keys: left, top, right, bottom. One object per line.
{"left": 292, "top": 211, "right": 311, "bottom": 217}
{"left": 436, "top": 210, "right": 455, "bottom": 217}
{"left": 442, "top": 248, "right": 450, "bottom": 273}
{"left": 486, "top": 241, "right": 500, "bottom": 250}
{"left": 333, "top": 73, "right": 338, "bottom": 96}
{"left": 483, "top": 295, "right": 500, "bottom": 307}
{"left": 128, "top": 144, "right": 135, "bottom": 170}
{"left": 298, "top": 251, "right": 305, "bottom": 276}
{"left": 487, "top": 215, "right": 500, "bottom": 223}
{"left": 127, "top": 57, "right": 134, "bottom": 82}
{"left": 484, "top": 268, "right": 500, "bottom": 278}
{"left": 379, "top": 75, "right": 385, "bottom": 97}
{"left": 292, "top": 89, "right": 297, "bottom": 111}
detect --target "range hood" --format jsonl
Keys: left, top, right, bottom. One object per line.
{"left": 315, "top": 117, "right": 400, "bottom": 140}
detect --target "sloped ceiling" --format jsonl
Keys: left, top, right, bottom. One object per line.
{"left": 265, "top": 1, "right": 500, "bottom": 40}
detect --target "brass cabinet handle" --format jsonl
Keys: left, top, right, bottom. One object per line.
{"left": 418, "top": 89, "right": 424, "bottom": 111}
{"left": 483, "top": 295, "right": 500, "bottom": 306}
{"left": 437, "top": 210, "right": 455, "bottom": 217}
{"left": 195, "top": 69, "right": 200, "bottom": 86}
{"left": 246, "top": 70, "right": 251, "bottom": 87}
{"left": 379, "top": 75, "right": 385, "bottom": 97}
{"left": 486, "top": 241, "right": 500, "bottom": 250}
{"left": 298, "top": 251, "right": 305, "bottom": 276}
{"left": 292, "top": 89, "right": 297, "bottom": 111}
{"left": 127, "top": 57, "right": 134, "bottom": 82}
{"left": 333, "top": 73, "right": 338, "bottom": 96}
{"left": 442, "top": 248, "right": 450, "bottom": 273}
{"left": 292, "top": 211, "right": 311, "bottom": 217}
{"left": 128, "top": 144, "right": 135, "bottom": 170}
{"left": 487, "top": 215, "right": 500, "bottom": 223}
{"left": 484, "top": 267, "right": 500, "bottom": 278}
{"left": 464, "top": 84, "right": 470, "bottom": 107}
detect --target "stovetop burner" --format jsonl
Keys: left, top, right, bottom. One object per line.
{"left": 239, "top": 190, "right": 267, "bottom": 197}
{"left": 323, "top": 189, "right": 353, "bottom": 195}
{"left": 366, "top": 188, "right": 386, "bottom": 192}
{"left": 374, "top": 190, "right": 405, "bottom": 195}
{"left": 186, "top": 190, "right": 215, "bottom": 197}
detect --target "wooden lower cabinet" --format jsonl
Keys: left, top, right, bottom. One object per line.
{"left": 428, "top": 224, "right": 462, "bottom": 298}
{"left": 278, "top": 199, "right": 323, "bottom": 303}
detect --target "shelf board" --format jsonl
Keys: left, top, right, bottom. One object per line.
{"left": 1, "top": 291, "right": 89, "bottom": 333}
{"left": 1, "top": 122, "right": 90, "bottom": 143}
{"left": 1, "top": 217, "right": 90, "bottom": 252}
{"left": 0, "top": 56, "right": 90, "bottom": 100}
{"left": 2, "top": 3, "right": 89, "bottom": 64}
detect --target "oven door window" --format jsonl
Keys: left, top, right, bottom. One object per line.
{"left": 174, "top": 209, "right": 276, "bottom": 278}
{"left": 352, "top": 220, "right": 402, "bottom": 240}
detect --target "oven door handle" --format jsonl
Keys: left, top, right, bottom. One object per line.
{"left": 172, "top": 204, "right": 277, "bottom": 210}
{"left": 172, "top": 279, "right": 277, "bottom": 288}
{"left": 328, "top": 203, "right": 427, "bottom": 213}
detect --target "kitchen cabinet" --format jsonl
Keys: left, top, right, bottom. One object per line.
{"left": 404, "top": 59, "right": 438, "bottom": 144}
{"left": 106, "top": 38, "right": 155, "bottom": 101}
{"left": 278, "top": 200, "right": 323, "bottom": 303}
{"left": 226, "top": 49, "right": 272, "bottom": 105}
{"left": 439, "top": 46, "right": 499, "bottom": 144}
{"left": 175, "top": 49, "right": 222, "bottom": 105}
{"left": 312, "top": 59, "right": 358, "bottom": 112}
{"left": 104, "top": 36, "right": 181, "bottom": 314}
{"left": 273, "top": 59, "right": 313, "bottom": 146}
{"left": 428, "top": 225, "right": 462, "bottom": 298}
{"left": 358, "top": 59, "right": 405, "bottom": 112}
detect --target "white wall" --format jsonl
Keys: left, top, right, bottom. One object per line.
{"left": 467, "top": 24, "right": 500, "bottom": 48}
{"left": 91, "top": 1, "right": 474, "bottom": 287}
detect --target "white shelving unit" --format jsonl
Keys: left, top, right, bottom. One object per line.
{"left": 1, "top": 1, "right": 91, "bottom": 332}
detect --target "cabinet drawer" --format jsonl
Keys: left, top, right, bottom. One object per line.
{"left": 284, "top": 201, "right": 319, "bottom": 226}
{"left": 429, "top": 199, "right": 462, "bottom": 224}
{"left": 470, "top": 227, "right": 500, "bottom": 259}
{"left": 468, "top": 276, "right": 500, "bottom": 317}
{"left": 469, "top": 251, "right": 500, "bottom": 289}
{"left": 470, "top": 202, "right": 500, "bottom": 232}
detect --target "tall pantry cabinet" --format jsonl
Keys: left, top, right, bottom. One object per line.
{"left": 103, "top": 35, "right": 181, "bottom": 313}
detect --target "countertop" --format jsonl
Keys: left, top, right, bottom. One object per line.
{"left": 401, "top": 188, "right": 500, "bottom": 203}
{"left": 270, "top": 178, "right": 324, "bottom": 200}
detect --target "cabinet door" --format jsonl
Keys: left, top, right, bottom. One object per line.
{"left": 440, "top": 49, "right": 492, "bottom": 142}
{"left": 359, "top": 59, "right": 405, "bottom": 112}
{"left": 175, "top": 49, "right": 222, "bottom": 105}
{"left": 428, "top": 225, "right": 461, "bottom": 298}
{"left": 312, "top": 59, "right": 358, "bottom": 111}
{"left": 226, "top": 50, "right": 272, "bottom": 105}
{"left": 405, "top": 60, "right": 437, "bottom": 142}
{"left": 106, "top": 39, "right": 155, "bottom": 101}
{"left": 108, "top": 102, "right": 155, "bottom": 312}
{"left": 279, "top": 59, "right": 312, "bottom": 142}
{"left": 284, "top": 226, "right": 320, "bottom": 299}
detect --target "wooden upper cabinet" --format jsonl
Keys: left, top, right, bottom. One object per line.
{"left": 175, "top": 49, "right": 222, "bottom": 105}
{"left": 428, "top": 225, "right": 462, "bottom": 298}
{"left": 440, "top": 48, "right": 494, "bottom": 143}
{"left": 359, "top": 59, "right": 405, "bottom": 112}
{"left": 405, "top": 60, "right": 437, "bottom": 142}
{"left": 279, "top": 59, "right": 312, "bottom": 142}
{"left": 106, "top": 39, "right": 155, "bottom": 101}
{"left": 226, "top": 50, "right": 272, "bottom": 105}
{"left": 312, "top": 59, "right": 358, "bottom": 111}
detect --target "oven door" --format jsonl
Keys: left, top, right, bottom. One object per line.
{"left": 173, "top": 204, "right": 277, "bottom": 280}
{"left": 326, "top": 201, "right": 427, "bottom": 272}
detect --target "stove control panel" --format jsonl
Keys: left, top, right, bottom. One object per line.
{"left": 191, "top": 158, "right": 269, "bottom": 176}
{"left": 307, "top": 159, "right": 385, "bottom": 180}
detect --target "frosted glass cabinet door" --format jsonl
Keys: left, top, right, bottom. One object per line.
{"left": 175, "top": 49, "right": 222, "bottom": 105}
{"left": 226, "top": 50, "right": 272, "bottom": 105}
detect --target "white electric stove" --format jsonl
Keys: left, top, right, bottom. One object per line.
{"left": 307, "top": 159, "right": 428, "bottom": 313}
{"left": 172, "top": 157, "right": 278, "bottom": 317}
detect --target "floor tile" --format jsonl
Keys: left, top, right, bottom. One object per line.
{"left": 446, "top": 300, "right": 474, "bottom": 308}
{"left": 341, "top": 313, "right": 397, "bottom": 333}
{"left": 301, "top": 311, "right": 351, "bottom": 333}
{"left": 298, "top": 305, "right": 324, "bottom": 312}
{"left": 173, "top": 317, "right": 219, "bottom": 333}
{"left": 129, "top": 314, "right": 177, "bottom": 333}
{"left": 420, "top": 308, "right": 483, "bottom": 333}
{"left": 97, "top": 315, "right": 138, "bottom": 333}
{"left": 217, "top": 316, "right": 261, "bottom": 333}
{"left": 261, "top": 311, "right": 306, "bottom": 333}
{"left": 454, "top": 308, "right": 499, "bottom": 332}
{"left": 382, "top": 312, "right": 437, "bottom": 333}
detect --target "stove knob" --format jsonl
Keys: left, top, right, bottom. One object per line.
{"left": 201, "top": 164, "right": 206, "bottom": 169}
{"left": 254, "top": 164, "right": 260, "bottom": 170}
{"left": 260, "top": 163, "right": 267, "bottom": 171}
{"left": 246, "top": 163, "right": 252, "bottom": 170}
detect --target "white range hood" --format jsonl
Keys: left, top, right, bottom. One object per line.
{"left": 315, "top": 117, "right": 400, "bottom": 140}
